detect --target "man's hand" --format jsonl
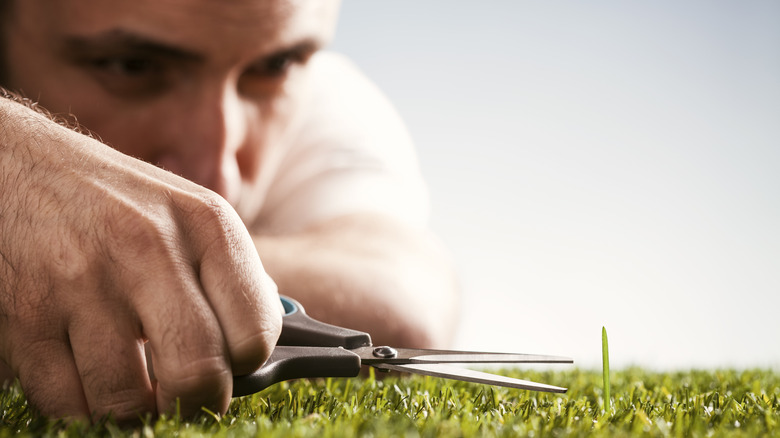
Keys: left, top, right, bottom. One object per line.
{"left": 0, "top": 99, "right": 282, "bottom": 421}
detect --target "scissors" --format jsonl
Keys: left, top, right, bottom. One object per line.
{"left": 231, "top": 296, "right": 573, "bottom": 397}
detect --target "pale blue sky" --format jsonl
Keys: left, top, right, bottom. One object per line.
{"left": 332, "top": 1, "right": 780, "bottom": 369}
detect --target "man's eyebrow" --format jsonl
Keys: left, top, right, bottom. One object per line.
{"left": 60, "top": 29, "right": 204, "bottom": 63}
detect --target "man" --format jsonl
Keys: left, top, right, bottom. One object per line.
{"left": 0, "top": 0, "right": 458, "bottom": 423}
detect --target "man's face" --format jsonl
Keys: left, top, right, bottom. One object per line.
{"left": 3, "top": 0, "right": 339, "bottom": 205}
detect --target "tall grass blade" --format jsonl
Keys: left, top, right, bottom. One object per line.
{"left": 602, "top": 326, "right": 611, "bottom": 413}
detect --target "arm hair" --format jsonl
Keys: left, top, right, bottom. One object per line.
{"left": 1, "top": 87, "right": 98, "bottom": 139}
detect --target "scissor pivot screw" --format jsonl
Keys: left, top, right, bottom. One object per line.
{"left": 372, "top": 346, "right": 398, "bottom": 359}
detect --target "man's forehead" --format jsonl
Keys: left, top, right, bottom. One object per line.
{"left": 15, "top": 0, "right": 338, "bottom": 55}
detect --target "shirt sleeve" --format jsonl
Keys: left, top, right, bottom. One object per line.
{"left": 251, "top": 52, "right": 430, "bottom": 234}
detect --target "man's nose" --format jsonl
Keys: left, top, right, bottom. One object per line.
{"left": 155, "top": 86, "right": 251, "bottom": 203}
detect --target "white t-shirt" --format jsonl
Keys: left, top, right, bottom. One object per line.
{"left": 239, "top": 52, "right": 430, "bottom": 234}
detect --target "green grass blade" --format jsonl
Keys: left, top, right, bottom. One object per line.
{"left": 602, "top": 326, "right": 611, "bottom": 413}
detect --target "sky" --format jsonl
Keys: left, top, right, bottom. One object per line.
{"left": 330, "top": 1, "right": 780, "bottom": 370}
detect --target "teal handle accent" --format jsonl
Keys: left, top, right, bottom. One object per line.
{"left": 280, "top": 296, "right": 298, "bottom": 316}
{"left": 277, "top": 295, "right": 372, "bottom": 349}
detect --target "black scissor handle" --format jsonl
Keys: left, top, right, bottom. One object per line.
{"left": 278, "top": 296, "right": 372, "bottom": 349}
{"left": 232, "top": 346, "right": 361, "bottom": 397}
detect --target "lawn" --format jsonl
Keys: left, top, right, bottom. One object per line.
{"left": 1, "top": 368, "right": 778, "bottom": 437}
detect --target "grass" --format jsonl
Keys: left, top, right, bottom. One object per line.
{"left": 1, "top": 368, "right": 779, "bottom": 437}
{"left": 602, "top": 326, "right": 610, "bottom": 414}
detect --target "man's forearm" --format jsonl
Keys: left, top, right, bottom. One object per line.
{"left": 253, "top": 213, "right": 460, "bottom": 349}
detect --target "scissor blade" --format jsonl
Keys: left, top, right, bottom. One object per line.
{"left": 375, "top": 363, "right": 568, "bottom": 393}
{"left": 353, "top": 346, "right": 573, "bottom": 365}
{"left": 411, "top": 353, "right": 573, "bottom": 364}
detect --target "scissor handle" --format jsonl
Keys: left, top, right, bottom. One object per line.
{"left": 278, "top": 296, "right": 372, "bottom": 349}
{"left": 232, "top": 346, "right": 362, "bottom": 397}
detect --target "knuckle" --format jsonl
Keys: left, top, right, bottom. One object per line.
{"left": 106, "top": 204, "right": 171, "bottom": 255}
{"left": 77, "top": 353, "right": 155, "bottom": 420}
{"left": 183, "top": 191, "right": 245, "bottom": 246}
{"left": 230, "top": 327, "right": 279, "bottom": 376}
{"left": 15, "top": 342, "right": 87, "bottom": 419}
{"left": 22, "top": 382, "right": 79, "bottom": 418}
{"left": 90, "top": 388, "right": 155, "bottom": 422}
{"left": 101, "top": 202, "right": 191, "bottom": 281}
{"left": 47, "top": 240, "right": 94, "bottom": 284}
{"left": 193, "top": 189, "right": 231, "bottom": 213}
{"left": 158, "top": 355, "right": 231, "bottom": 398}
{"left": 39, "top": 228, "right": 102, "bottom": 291}
{"left": 188, "top": 191, "right": 232, "bottom": 225}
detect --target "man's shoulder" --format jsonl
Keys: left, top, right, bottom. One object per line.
{"left": 307, "top": 51, "right": 362, "bottom": 82}
{"left": 304, "top": 51, "right": 388, "bottom": 111}
{"left": 297, "top": 51, "right": 411, "bottom": 153}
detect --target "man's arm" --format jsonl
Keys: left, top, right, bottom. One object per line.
{"left": 245, "top": 53, "right": 460, "bottom": 348}
{"left": 0, "top": 95, "right": 281, "bottom": 421}
{"left": 255, "top": 213, "right": 459, "bottom": 348}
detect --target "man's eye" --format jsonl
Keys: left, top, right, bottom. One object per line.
{"left": 246, "top": 48, "right": 314, "bottom": 79}
{"left": 248, "top": 54, "right": 297, "bottom": 78}
{"left": 265, "top": 55, "right": 294, "bottom": 76}
{"left": 239, "top": 50, "right": 313, "bottom": 97}
{"left": 84, "top": 56, "right": 169, "bottom": 97}
{"left": 92, "top": 56, "right": 161, "bottom": 76}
